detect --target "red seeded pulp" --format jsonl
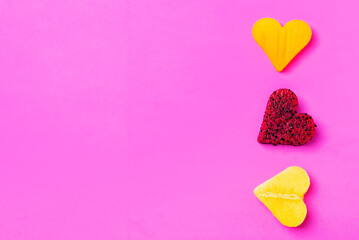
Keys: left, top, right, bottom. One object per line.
{"left": 258, "top": 89, "right": 316, "bottom": 146}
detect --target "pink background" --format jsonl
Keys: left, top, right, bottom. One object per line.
{"left": 1, "top": 0, "right": 359, "bottom": 239}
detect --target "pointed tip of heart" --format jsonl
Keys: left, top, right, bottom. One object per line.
{"left": 275, "top": 66, "right": 284, "bottom": 72}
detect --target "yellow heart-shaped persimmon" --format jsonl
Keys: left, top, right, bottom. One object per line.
{"left": 252, "top": 18, "right": 312, "bottom": 72}
{"left": 254, "top": 166, "right": 310, "bottom": 227}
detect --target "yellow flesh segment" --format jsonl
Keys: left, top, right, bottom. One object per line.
{"left": 252, "top": 18, "right": 312, "bottom": 72}
{"left": 254, "top": 166, "right": 310, "bottom": 227}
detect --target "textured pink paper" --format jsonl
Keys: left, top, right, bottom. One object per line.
{"left": 1, "top": 0, "right": 359, "bottom": 239}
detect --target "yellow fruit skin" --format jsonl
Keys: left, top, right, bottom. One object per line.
{"left": 254, "top": 166, "right": 310, "bottom": 227}
{"left": 252, "top": 18, "right": 312, "bottom": 72}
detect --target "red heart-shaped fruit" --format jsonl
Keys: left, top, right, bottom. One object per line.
{"left": 258, "top": 89, "right": 316, "bottom": 146}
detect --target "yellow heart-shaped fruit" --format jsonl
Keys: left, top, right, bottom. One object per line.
{"left": 252, "top": 18, "right": 312, "bottom": 72}
{"left": 254, "top": 166, "right": 310, "bottom": 227}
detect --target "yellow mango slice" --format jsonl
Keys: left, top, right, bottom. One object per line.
{"left": 252, "top": 18, "right": 312, "bottom": 72}
{"left": 254, "top": 166, "right": 310, "bottom": 227}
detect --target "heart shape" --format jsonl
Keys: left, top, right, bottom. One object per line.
{"left": 254, "top": 166, "right": 310, "bottom": 227}
{"left": 252, "top": 18, "right": 312, "bottom": 72}
{"left": 258, "top": 89, "right": 316, "bottom": 146}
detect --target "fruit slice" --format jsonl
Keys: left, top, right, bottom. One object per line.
{"left": 258, "top": 89, "right": 316, "bottom": 146}
{"left": 254, "top": 166, "right": 310, "bottom": 227}
{"left": 252, "top": 18, "right": 312, "bottom": 72}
